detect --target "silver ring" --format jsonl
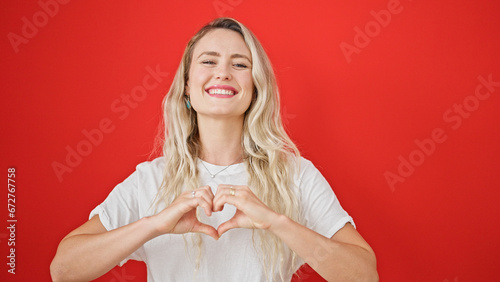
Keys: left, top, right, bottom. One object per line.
{"left": 191, "top": 190, "right": 196, "bottom": 198}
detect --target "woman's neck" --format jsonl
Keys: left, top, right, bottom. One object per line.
{"left": 197, "top": 115, "right": 244, "bottom": 166}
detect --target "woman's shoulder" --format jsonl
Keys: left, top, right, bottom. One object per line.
{"left": 132, "top": 156, "right": 166, "bottom": 183}
{"left": 297, "top": 156, "right": 313, "bottom": 166}
{"left": 291, "top": 155, "right": 326, "bottom": 182}
{"left": 290, "top": 155, "right": 314, "bottom": 173}
{"left": 135, "top": 156, "right": 166, "bottom": 171}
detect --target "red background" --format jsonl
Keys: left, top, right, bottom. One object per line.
{"left": 1, "top": 0, "right": 499, "bottom": 281}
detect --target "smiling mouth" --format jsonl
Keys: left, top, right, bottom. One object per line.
{"left": 207, "top": 88, "right": 236, "bottom": 95}
{"left": 205, "top": 84, "right": 239, "bottom": 97}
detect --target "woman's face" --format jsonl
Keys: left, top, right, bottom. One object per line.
{"left": 186, "top": 28, "right": 254, "bottom": 120}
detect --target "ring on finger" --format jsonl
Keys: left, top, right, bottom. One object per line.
{"left": 191, "top": 190, "right": 196, "bottom": 198}
{"left": 230, "top": 186, "right": 235, "bottom": 196}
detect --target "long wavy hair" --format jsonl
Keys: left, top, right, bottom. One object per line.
{"left": 154, "top": 17, "right": 303, "bottom": 281}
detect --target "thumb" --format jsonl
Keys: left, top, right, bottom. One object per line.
{"left": 193, "top": 223, "right": 219, "bottom": 240}
{"left": 217, "top": 216, "right": 240, "bottom": 237}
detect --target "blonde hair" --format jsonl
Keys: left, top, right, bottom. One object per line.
{"left": 154, "top": 18, "right": 303, "bottom": 281}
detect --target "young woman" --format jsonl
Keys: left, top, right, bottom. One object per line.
{"left": 50, "top": 18, "right": 378, "bottom": 282}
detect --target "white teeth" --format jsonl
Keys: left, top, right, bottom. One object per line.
{"left": 208, "top": 89, "right": 235, "bottom": 95}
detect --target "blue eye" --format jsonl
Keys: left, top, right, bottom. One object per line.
{"left": 202, "top": 60, "right": 216, "bottom": 65}
{"left": 234, "top": 63, "right": 248, "bottom": 68}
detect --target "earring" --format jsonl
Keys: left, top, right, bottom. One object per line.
{"left": 185, "top": 96, "right": 191, "bottom": 109}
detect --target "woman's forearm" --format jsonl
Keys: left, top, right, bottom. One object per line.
{"left": 51, "top": 188, "right": 218, "bottom": 282}
{"left": 269, "top": 215, "right": 378, "bottom": 282}
{"left": 50, "top": 216, "right": 158, "bottom": 282}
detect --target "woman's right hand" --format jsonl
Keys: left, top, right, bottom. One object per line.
{"left": 152, "top": 185, "right": 219, "bottom": 240}
{"left": 51, "top": 186, "right": 218, "bottom": 281}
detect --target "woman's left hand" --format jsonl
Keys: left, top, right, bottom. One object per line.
{"left": 213, "top": 184, "right": 280, "bottom": 237}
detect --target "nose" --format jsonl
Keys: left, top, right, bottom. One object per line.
{"left": 215, "top": 64, "right": 232, "bottom": 80}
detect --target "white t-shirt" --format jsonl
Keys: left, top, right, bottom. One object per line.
{"left": 90, "top": 156, "right": 354, "bottom": 282}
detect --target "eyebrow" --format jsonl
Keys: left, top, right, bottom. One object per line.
{"left": 197, "top": 51, "right": 252, "bottom": 63}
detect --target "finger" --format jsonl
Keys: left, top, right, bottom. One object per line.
{"left": 200, "top": 185, "right": 215, "bottom": 199}
{"left": 213, "top": 193, "right": 234, "bottom": 212}
{"left": 173, "top": 191, "right": 201, "bottom": 215}
{"left": 214, "top": 184, "right": 238, "bottom": 197}
{"left": 213, "top": 185, "right": 238, "bottom": 212}
{"left": 193, "top": 223, "right": 219, "bottom": 240}
{"left": 217, "top": 216, "right": 240, "bottom": 237}
{"left": 189, "top": 189, "right": 213, "bottom": 216}
{"left": 195, "top": 196, "right": 213, "bottom": 217}
{"left": 197, "top": 186, "right": 215, "bottom": 211}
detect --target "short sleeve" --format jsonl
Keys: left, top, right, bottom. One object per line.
{"left": 297, "top": 158, "right": 355, "bottom": 239}
{"left": 89, "top": 169, "right": 146, "bottom": 266}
